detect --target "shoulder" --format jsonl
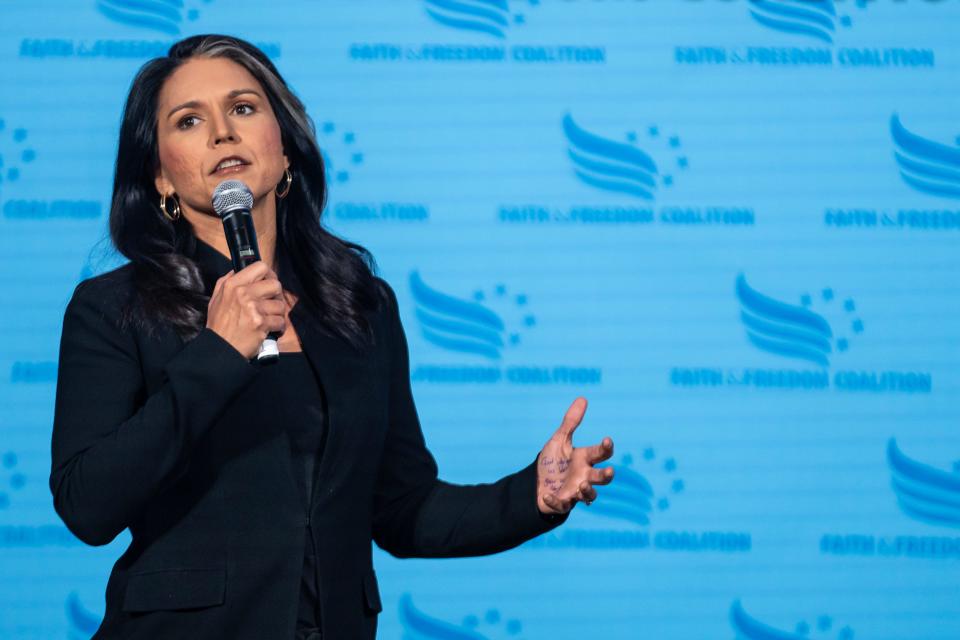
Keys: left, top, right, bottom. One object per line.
{"left": 367, "top": 276, "right": 407, "bottom": 348}
{"left": 372, "top": 275, "right": 399, "bottom": 309}
{"left": 66, "top": 262, "right": 136, "bottom": 326}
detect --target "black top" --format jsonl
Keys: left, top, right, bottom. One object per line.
{"left": 260, "top": 351, "right": 328, "bottom": 635}
{"left": 50, "top": 234, "right": 569, "bottom": 640}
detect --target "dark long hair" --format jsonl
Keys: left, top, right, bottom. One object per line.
{"left": 109, "top": 34, "right": 381, "bottom": 346}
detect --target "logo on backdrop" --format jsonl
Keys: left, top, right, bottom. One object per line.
{"left": 0, "top": 119, "right": 37, "bottom": 215}
{"left": 730, "top": 600, "right": 855, "bottom": 640}
{"left": 748, "top": 0, "right": 852, "bottom": 44}
{"left": 676, "top": 0, "right": 934, "bottom": 68}
{"left": 399, "top": 593, "right": 523, "bottom": 638}
{"left": 527, "top": 448, "right": 751, "bottom": 553}
{"left": 0, "top": 120, "right": 100, "bottom": 220}
{"left": 349, "top": 1, "right": 604, "bottom": 65}
{"left": 590, "top": 450, "right": 684, "bottom": 526}
{"left": 408, "top": 271, "right": 601, "bottom": 385}
{"left": 825, "top": 113, "right": 960, "bottom": 231}
{"left": 891, "top": 114, "right": 960, "bottom": 200}
{"left": 323, "top": 122, "right": 430, "bottom": 224}
{"left": 671, "top": 273, "right": 932, "bottom": 393}
{"left": 0, "top": 451, "right": 26, "bottom": 510}
{"left": 563, "top": 113, "right": 686, "bottom": 201}
{"left": 821, "top": 439, "right": 960, "bottom": 561}
{"left": 423, "top": 0, "right": 533, "bottom": 40}
{"left": 320, "top": 121, "right": 364, "bottom": 186}
{"left": 737, "top": 274, "right": 862, "bottom": 368}
{"left": 95, "top": 0, "right": 210, "bottom": 36}
{"left": 410, "top": 270, "right": 534, "bottom": 361}
{"left": 0, "top": 121, "right": 35, "bottom": 190}
{"left": 499, "top": 113, "right": 754, "bottom": 227}
{"left": 20, "top": 2, "right": 279, "bottom": 59}
{"left": 67, "top": 592, "right": 101, "bottom": 640}
{"left": 887, "top": 439, "right": 960, "bottom": 529}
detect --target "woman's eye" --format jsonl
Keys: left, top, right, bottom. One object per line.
{"left": 234, "top": 103, "right": 255, "bottom": 115}
{"left": 176, "top": 115, "right": 199, "bottom": 130}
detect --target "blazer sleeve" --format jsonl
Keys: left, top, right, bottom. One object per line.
{"left": 371, "top": 281, "right": 567, "bottom": 559}
{"left": 50, "top": 277, "right": 259, "bottom": 546}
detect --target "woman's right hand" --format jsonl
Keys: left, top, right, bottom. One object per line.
{"left": 206, "top": 262, "right": 287, "bottom": 359}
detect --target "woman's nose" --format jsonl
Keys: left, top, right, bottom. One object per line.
{"left": 210, "top": 116, "right": 240, "bottom": 146}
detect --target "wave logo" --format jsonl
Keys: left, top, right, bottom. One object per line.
{"left": 66, "top": 592, "right": 101, "bottom": 640}
{"left": 890, "top": 113, "right": 960, "bottom": 200}
{"left": 730, "top": 600, "right": 855, "bottom": 640}
{"left": 736, "top": 274, "right": 863, "bottom": 368}
{"left": 887, "top": 438, "right": 960, "bottom": 528}
{"left": 409, "top": 271, "right": 535, "bottom": 361}
{"left": 588, "top": 450, "right": 684, "bottom": 526}
{"left": 399, "top": 593, "right": 524, "bottom": 639}
{"left": 0, "top": 451, "right": 26, "bottom": 510}
{"left": 423, "top": 0, "right": 536, "bottom": 39}
{"left": 0, "top": 119, "right": 36, "bottom": 201}
{"left": 319, "top": 121, "right": 363, "bottom": 185}
{"left": 747, "top": 0, "right": 853, "bottom": 44}
{"left": 95, "top": 0, "right": 212, "bottom": 36}
{"left": 562, "top": 113, "right": 687, "bottom": 201}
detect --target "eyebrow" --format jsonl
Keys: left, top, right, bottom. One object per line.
{"left": 166, "top": 88, "right": 263, "bottom": 120}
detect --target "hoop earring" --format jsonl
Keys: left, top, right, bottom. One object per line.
{"left": 159, "top": 192, "right": 181, "bottom": 222}
{"left": 276, "top": 168, "right": 293, "bottom": 199}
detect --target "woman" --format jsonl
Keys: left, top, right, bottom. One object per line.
{"left": 50, "top": 34, "right": 615, "bottom": 640}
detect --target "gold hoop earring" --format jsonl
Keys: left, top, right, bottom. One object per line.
{"left": 159, "top": 192, "right": 181, "bottom": 222}
{"left": 276, "top": 168, "right": 293, "bottom": 199}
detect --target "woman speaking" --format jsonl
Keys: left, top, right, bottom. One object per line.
{"left": 50, "top": 34, "right": 615, "bottom": 640}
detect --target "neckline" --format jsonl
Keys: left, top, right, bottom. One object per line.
{"left": 279, "top": 351, "right": 306, "bottom": 356}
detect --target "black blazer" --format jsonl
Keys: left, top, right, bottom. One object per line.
{"left": 50, "top": 237, "right": 566, "bottom": 639}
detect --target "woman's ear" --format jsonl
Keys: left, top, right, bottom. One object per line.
{"left": 154, "top": 167, "right": 173, "bottom": 197}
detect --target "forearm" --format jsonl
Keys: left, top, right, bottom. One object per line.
{"left": 51, "top": 327, "right": 256, "bottom": 546}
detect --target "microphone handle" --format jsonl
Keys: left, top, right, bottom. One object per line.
{"left": 220, "top": 209, "right": 281, "bottom": 364}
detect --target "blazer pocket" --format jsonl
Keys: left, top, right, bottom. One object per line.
{"left": 362, "top": 569, "right": 382, "bottom": 614}
{"left": 122, "top": 568, "right": 226, "bottom": 613}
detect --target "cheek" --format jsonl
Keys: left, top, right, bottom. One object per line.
{"left": 159, "top": 144, "right": 200, "bottom": 187}
{"left": 260, "top": 123, "right": 285, "bottom": 166}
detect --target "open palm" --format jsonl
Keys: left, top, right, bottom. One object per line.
{"left": 536, "top": 397, "right": 615, "bottom": 514}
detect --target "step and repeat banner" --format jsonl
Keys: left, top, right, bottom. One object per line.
{"left": 1, "top": 1, "right": 958, "bottom": 638}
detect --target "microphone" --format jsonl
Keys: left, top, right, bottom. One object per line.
{"left": 211, "top": 179, "right": 280, "bottom": 364}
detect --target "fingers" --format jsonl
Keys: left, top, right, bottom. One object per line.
{"left": 556, "top": 396, "right": 588, "bottom": 440}
{"left": 228, "top": 261, "right": 278, "bottom": 286}
{"left": 258, "top": 298, "right": 287, "bottom": 317}
{"left": 577, "top": 481, "right": 598, "bottom": 505}
{"left": 588, "top": 465, "right": 615, "bottom": 486}
{"left": 211, "top": 270, "right": 234, "bottom": 296}
{"left": 246, "top": 278, "right": 285, "bottom": 301}
{"left": 585, "top": 437, "right": 614, "bottom": 465}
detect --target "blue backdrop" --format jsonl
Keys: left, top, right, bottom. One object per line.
{"left": 1, "top": 1, "right": 959, "bottom": 638}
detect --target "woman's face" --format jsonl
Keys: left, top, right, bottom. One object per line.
{"left": 154, "top": 56, "right": 289, "bottom": 215}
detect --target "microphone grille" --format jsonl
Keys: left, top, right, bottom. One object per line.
{"left": 212, "top": 180, "right": 254, "bottom": 217}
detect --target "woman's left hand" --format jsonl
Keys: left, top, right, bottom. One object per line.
{"left": 536, "top": 397, "right": 615, "bottom": 515}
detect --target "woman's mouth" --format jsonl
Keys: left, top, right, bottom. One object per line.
{"left": 212, "top": 157, "right": 250, "bottom": 175}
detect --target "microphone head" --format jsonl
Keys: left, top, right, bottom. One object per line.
{"left": 212, "top": 180, "right": 254, "bottom": 217}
